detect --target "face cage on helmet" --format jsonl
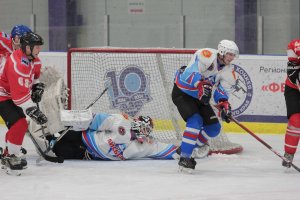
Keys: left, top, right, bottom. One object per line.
{"left": 132, "top": 121, "right": 153, "bottom": 137}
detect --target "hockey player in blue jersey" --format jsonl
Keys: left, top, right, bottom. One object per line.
{"left": 46, "top": 113, "right": 177, "bottom": 160}
{"left": 172, "top": 40, "right": 239, "bottom": 172}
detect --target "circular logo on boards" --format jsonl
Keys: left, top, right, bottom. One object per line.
{"left": 229, "top": 64, "right": 253, "bottom": 117}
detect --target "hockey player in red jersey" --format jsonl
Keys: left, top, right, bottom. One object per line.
{"left": 0, "top": 32, "right": 47, "bottom": 174}
{"left": 0, "top": 25, "right": 32, "bottom": 57}
{"left": 283, "top": 39, "right": 300, "bottom": 168}
{"left": 0, "top": 25, "right": 34, "bottom": 80}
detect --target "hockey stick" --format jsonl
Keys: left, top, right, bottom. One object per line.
{"left": 229, "top": 116, "right": 300, "bottom": 172}
{"left": 36, "top": 103, "right": 51, "bottom": 148}
{"left": 43, "top": 84, "right": 110, "bottom": 154}
{"left": 27, "top": 130, "right": 64, "bottom": 163}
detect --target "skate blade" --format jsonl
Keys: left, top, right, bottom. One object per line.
{"left": 2, "top": 166, "right": 22, "bottom": 176}
{"left": 178, "top": 166, "right": 194, "bottom": 174}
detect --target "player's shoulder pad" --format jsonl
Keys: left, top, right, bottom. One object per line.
{"left": 8, "top": 50, "right": 33, "bottom": 77}
{"left": 218, "top": 66, "right": 238, "bottom": 83}
{"left": 1, "top": 32, "right": 11, "bottom": 40}
{"left": 195, "top": 48, "right": 218, "bottom": 69}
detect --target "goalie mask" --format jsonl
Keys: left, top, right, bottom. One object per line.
{"left": 131, "top": 116, "right": 154, "bottom": 140}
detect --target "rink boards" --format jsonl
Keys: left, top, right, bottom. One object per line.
{"left": 0, "top": 52, "right": 288, "bottom": 134}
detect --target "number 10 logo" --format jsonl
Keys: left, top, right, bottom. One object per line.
{"left": 105, "top": 65, "right": 152, "bottom": 117}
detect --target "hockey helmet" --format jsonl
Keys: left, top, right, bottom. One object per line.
{"left": 131, "top": 116, "right": 154, "bottom": 137}
{"left": 20, "top": 32, "right": 44, "bottom": 50}
{"left": 218, "top": 40, "right": 239, "bottom": 58}
{"left": 11, "top": 25, "right": 32, "bottom": 38}
{"left": 287, "top": 39, "right": 300, "bottom": 62}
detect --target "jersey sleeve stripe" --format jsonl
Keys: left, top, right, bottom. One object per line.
{"left": 82, "top": 131, "right": 110, "bottom": 160}
{"left": 0, "top": 41, "right": 13, "bottom": 54}
{"left": 13, "top": 93, "right": 31, "bottom": 105}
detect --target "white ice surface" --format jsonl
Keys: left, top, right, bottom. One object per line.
{"left": 0, "top": 125, "right": 299, "bottom": 200}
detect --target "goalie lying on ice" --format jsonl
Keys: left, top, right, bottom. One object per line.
{"left": 28, "top": 66, "right": 178, "bottom": 161}
{"left": 33, "top": 113, "right": 178, "bottom": 160}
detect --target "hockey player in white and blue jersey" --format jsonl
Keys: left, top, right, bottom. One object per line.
{"left": 172, "top": 40, "right": 239, "bottom": 172}
{"left": 51, "top": 113, "right": 177, "bottom": 160}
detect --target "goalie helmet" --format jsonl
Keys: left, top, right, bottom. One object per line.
{"left": 131, "top": 116, "right": 154, "bottom": 138}
{"left": 218, "top": 40, "right": 239, "bottom": 58}
{"left": 11, "top": 24, "right": 32, "bottom": 39}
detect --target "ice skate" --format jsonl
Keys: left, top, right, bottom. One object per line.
{"left": 282, "top": 152, "right": 294, "bottom": 168}
{"left": 1, "top": 154, "right": 26, "bottom": 176}
{"left": 1, "top": 147, "right": 27, "bottom": 169}
{"left": 178, "top": 157, "right": 197, "bottom": 173}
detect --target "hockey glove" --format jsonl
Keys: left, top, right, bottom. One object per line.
{"left": 198, "top": 80, "right": 213, "bottom": 105}
{"left": 287, "top": 61, "right": 300, "bottom": 85}
{"left": 26, "top": 106, "right": 48, "bottom": 125}
{"left": 31, "top": 82, "right": 45, "bottom": 103}
{"left": 216, "top": 100, "right": 231, "bottom": 123}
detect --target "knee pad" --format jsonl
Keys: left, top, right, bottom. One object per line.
{"left": 186, "top": 113, "right": 203, "bottom": 130}
{"left": 202, "top": 122, "right": 221, "bottom": 138}
{"left": 288, "top": 113, "right": 300, "bottom": 128}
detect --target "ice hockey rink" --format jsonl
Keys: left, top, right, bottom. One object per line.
{"left": 0, "top": 126, "right": 299, "bottom": 200}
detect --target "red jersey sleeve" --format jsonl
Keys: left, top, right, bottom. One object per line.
{"left": 0, "top": 32, "right": 13, "bottom": 57}
{"left": 32, "top": 57, "right": 42, "bottom": 80}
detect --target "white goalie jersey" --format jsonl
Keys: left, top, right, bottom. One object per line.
{"left": 82, "top": 113, "right": 177, "bottom": 160}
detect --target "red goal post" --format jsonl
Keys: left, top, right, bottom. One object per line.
{"left": 67, "top": 47, "right": 242, "bottom": 154}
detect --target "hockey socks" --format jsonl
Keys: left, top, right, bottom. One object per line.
{"left": 6, "top": 118, "right": 28, "bottom": 155}
{"left": 285, "top": 113, "right": 300, "bottom": 155}
{"left": 180, "top": 114, "right": 203, "bottom": 158}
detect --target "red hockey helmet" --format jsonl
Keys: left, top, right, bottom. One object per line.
{"left": 287, "top": 39, "right": 300, "bottom": 63}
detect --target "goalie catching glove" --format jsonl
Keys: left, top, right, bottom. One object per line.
{"left": 198, "top": 80, "right": 213, "bottom": 105}
{"left": 31, "top": 82, "right": 45, "bottom": 103}
{"left": 26, "top": 106, "right": 48, "bottom": 125}
{"left": 216, "top": 100, "right": 231, "bottom": 123}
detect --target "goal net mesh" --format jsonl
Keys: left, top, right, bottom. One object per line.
{"left": 68, "top": 47, "right": 242, "bottom": 154}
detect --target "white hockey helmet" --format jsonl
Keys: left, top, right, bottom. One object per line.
{"left": 218, "top": 40, "right": 239, "bottom": 58}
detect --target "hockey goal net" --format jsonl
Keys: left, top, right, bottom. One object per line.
{"left": 67, "top": 47, "right": 242, "bottom": 154}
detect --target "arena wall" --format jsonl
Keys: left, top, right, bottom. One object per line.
{"left": 0, "top": 52, "right": 288, "bottom": 134}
